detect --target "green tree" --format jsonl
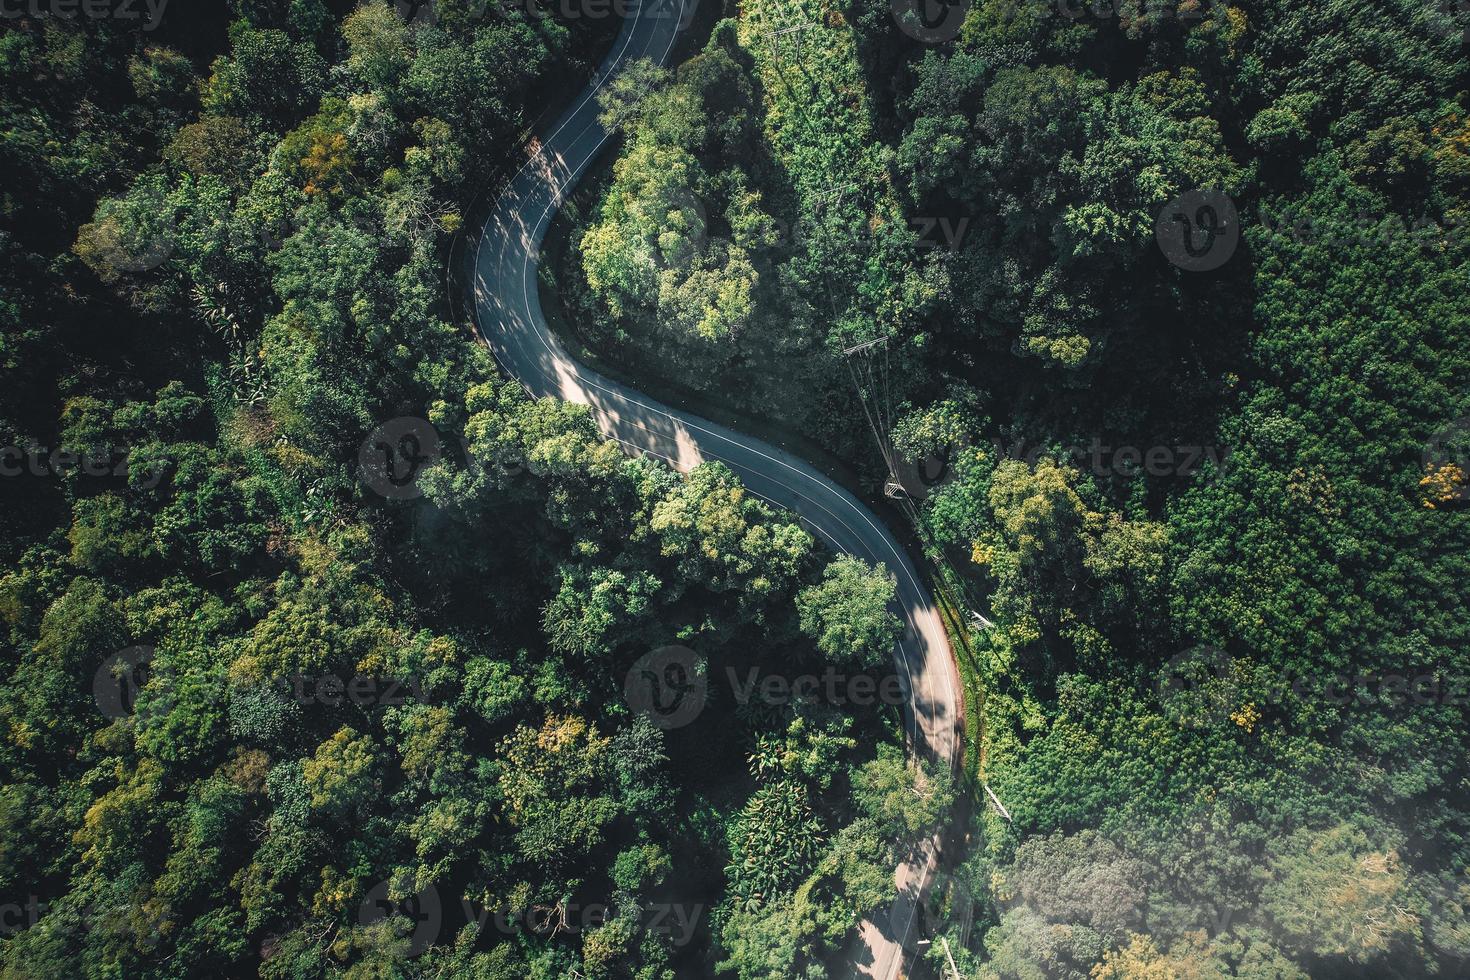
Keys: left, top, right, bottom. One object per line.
{"left": 795, "top": 555, "right": 901, "bottom": 667}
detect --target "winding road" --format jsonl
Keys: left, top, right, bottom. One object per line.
{"left": 466, "top": 2, "right": 964, "bottom": 975}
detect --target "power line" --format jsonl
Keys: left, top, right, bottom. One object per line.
{"left": 844, "top": 333, "right": 928, "bottom": 535}
{"left": 763, "top": 22, "right": 811, "bottom": 63}
{"left": 840, "top": 335, "right": 887, "bottom": 356}
{"left": 844, "top": 343, "right": 891, "bottom": 479}
{"left": 814, "top": 181, "right": 857, "bottom": 213}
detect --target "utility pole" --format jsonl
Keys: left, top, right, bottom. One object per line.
{"left": 982, "top": 781, "right": 1012, "bottom": 823}
{"left": 939, "top": 936, "right": 965, "bottom": 979}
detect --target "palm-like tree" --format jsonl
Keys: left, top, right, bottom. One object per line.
{"left": 725, "top": 779, "right": 825, "bottom": 910}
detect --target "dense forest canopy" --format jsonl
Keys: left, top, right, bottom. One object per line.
{"left": 564, "top": 0, "right": 1470, "bottom": 976}
{"left": 3, "top": 0, "right": 1469, "bottom": 977}
{"left": 0, "top": 1, "right": 948, "bottom": 977}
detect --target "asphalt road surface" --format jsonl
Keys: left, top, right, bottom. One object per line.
{"left": 467, "top": 2, "right": 965, "bottom": 975}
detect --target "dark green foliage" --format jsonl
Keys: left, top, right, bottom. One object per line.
{"left": 0, "top": 6, "right": 919, "bottom": 978}
{"left": 559, "top": 0, "right": 1470, "bottom": 974}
